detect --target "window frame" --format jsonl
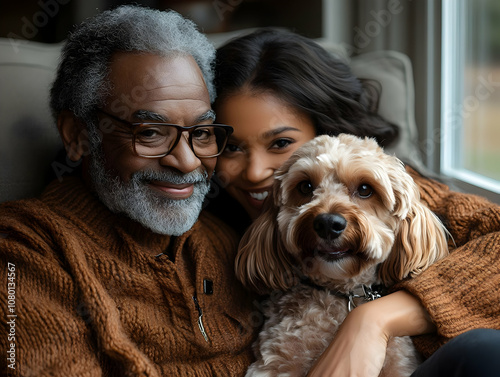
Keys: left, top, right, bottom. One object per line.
{"left": 440, "top": 0, "right": 500, "bottom": 203}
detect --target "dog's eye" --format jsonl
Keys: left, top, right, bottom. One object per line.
{"left": 357, "top": 184, "right": 373, "bottom": 198}
{"left": 297, "top": 181, "right": 314, "bottom": 195}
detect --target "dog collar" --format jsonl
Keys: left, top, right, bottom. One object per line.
{"left": 346, "top": 285, "right": 385, "bottom": 312}
{"left": 301, "top": 279, "right": 387, "bottom": 312}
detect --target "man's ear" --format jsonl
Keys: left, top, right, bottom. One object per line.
{"left": 57, "top": 110, "right": 89, "bottom": 162}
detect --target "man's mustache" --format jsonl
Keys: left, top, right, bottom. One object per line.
{"left": 131, "top": 169, "right": 209, "bottom": 185}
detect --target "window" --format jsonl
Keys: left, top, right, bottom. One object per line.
{"left": 441, "top": 0, "right": 500, "bottom": 201}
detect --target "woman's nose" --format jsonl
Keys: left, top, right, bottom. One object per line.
{"left": 243, "top": 153, "right": 275, "bottom": 183}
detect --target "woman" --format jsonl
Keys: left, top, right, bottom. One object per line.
{"left": 208, "top": 28, "right": 398, "bottom": 233}
{"left": 209, "top": 29, "right": 500, "bottom": 377}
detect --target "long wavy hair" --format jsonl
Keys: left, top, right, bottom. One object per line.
{"left": 214, "top": 29, "right": 399, "bottom": 147}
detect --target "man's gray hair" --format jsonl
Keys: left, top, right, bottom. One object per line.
{"left": 50, "top": 5, "right": 216, "bottom": 125}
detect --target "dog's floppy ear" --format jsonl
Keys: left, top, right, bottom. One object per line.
{"left": 379, "top": 179, "right": 449, "bottom": 284}
{"left": 235, "top": 184, "right": 299, "bottom": 294}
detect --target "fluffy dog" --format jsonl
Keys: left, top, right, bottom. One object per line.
{"left": 235, "top": 134, "right": 449, "bottom": 377}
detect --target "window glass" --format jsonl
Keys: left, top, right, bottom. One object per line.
{"left": 442, "top": 0, "right": 500, "bottom": 194}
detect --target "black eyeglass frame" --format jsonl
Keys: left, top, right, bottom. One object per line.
{"left": 96, "top": 109, "right": 233, "bottom": 158}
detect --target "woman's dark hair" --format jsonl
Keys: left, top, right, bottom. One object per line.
{"left": 214, "top": 29, "right": 399, "bottom": 148}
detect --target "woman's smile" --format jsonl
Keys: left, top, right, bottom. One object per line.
{"left": 215, "top": 91, "right": 316, "bottom": 219}
{"left": 243, "top": 186, "right": 272, "bottom": 211}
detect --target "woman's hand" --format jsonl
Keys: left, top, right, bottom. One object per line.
{"left": 307, "top": 290, "right": 436, "bottom": 377}
{"left": 307, "top": 302, "right": 389, "bottom": 377}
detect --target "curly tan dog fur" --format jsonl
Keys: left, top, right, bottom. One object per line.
{"left": 236, "top": 134, "right": 449, "bottom": 377}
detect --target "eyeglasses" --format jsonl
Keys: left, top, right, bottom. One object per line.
{"left": 96, "top": 109, "right": 233, "bottom": 158}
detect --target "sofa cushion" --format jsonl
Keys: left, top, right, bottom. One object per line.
{"left": 0, "top": 38, "right": 63, "bottom": 202}
{"left": 349, "top": 50, "right": 423, "bottom": 166}
{"left": 0, "top": 33, "right": 423, "bottom": 202}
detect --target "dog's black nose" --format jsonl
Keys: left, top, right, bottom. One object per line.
{"left": 313, "top": 213, "right": 347, "bottom": 239}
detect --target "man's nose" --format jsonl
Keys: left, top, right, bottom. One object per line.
{"left": 159, "top": 133, "right": 202, "bottom": 174}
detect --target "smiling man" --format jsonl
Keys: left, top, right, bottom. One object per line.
{"left": 0, "top": 6, "right": 257, "bottom": 377}
{"left": 87, "top": 53, "right": 217, "bottom": 236}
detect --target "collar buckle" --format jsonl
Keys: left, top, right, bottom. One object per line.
{"left": 347, "top": 285, "right": 383, "bottom": 312}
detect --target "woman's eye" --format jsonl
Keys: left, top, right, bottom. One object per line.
{"left": 272, "top": 138, "right": 293, "bottom": 150}
{"left": 223, "top": 143, "right": 241, "bottom": 153}
{"left": 297, "top": 180, "right": 314, "bottom": 195}
{"left": 357, "top": 184, "right": 373, "bottom": 198}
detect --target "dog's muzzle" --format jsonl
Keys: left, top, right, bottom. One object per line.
{"left": 312, "top": 213, "right": 353, "bottom": 261}
{"left": 313, "top": 213, "right": 347, "bottom": 240}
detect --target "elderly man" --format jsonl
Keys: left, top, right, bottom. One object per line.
{"left": 0, "top": 6, "right": 257, "bottom": 376}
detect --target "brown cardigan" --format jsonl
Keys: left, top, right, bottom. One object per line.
{"left": 0, "top": 177, "right": 258, "bottom": 376}
{"left": 1, "top": 169, "right": 499, "bottom": 374}
{"left": 398, "top": 168, "right": 500, "bottom": 357}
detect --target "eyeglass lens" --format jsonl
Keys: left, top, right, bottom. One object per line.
{"left": 134, "top": 125, "right": 228, "bottom": 157}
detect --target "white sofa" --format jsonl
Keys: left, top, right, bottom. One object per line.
{"left": 0, "top": 33, "right": 423, "bottom": 202}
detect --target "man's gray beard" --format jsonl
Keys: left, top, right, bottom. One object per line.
{"left": 89, "top": 150, "right": 210, "bottom": 236}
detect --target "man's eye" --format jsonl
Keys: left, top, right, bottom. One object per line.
{"left": 297, "top": 180, "right": 314, "bottom": 195}
{"left": 137, "top": 128, "right": 160, "bottom": 139}
{"left": 357, "top": 184, "right": 373, "bottom": 198}
{"left": 192, "top": 128, "right": 213, "bottom": 141}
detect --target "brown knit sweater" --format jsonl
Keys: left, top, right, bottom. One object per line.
{"left": 0, "top": 177, "right": 258, "bottom": 377}
{"left": 398, "top": 168, "right": 500, "bottom": 357}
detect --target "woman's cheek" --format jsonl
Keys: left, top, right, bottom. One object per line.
{"left": 216, "top": 156, "right": 243, "bottom": 186}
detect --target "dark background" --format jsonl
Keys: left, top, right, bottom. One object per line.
{"left": 0, "top": 0, "right": 324, "bottom": 44}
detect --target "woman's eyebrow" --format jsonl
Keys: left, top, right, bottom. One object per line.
{"left": 262, "top": 126, "right": 302, "bottom": 138}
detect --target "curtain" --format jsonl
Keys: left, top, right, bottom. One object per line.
{"left": 323, "top": 0, "right": 442, "bottom": 170}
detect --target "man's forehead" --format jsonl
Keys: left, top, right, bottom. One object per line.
{"left": 108, "top": 52, "right": 205, "bottom": 92}
{"left": 105, "top": 52, "right": 211, "bottom": 114}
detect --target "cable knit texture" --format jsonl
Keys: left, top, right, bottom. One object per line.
{"left": 397, "top": 167, "right": 500, "bottom": 358}
{"left": 1, "top": 169, "right": 499, "bottom": 373}
{"left": 0, "top": 177, "right": 258, "bottom": 376}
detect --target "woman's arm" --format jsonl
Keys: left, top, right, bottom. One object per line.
{"left": 403, "top": 168, "right": 500, "bottom": 357}
{"left": 309, "top": 170, "right": 500, "bottom": 376}
{"left": 307, "top": 290, "right": 434, "bottom": 377}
